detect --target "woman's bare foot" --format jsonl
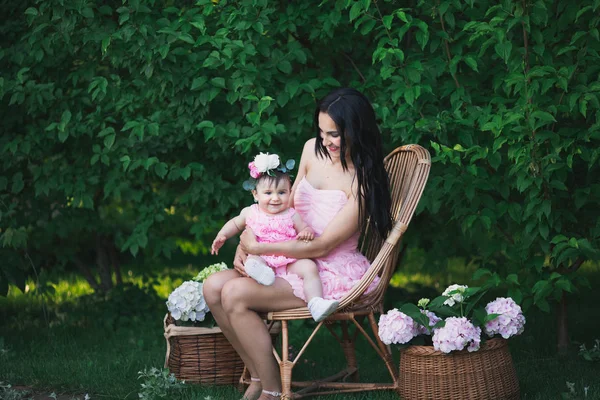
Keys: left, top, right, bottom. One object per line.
{"left": 242, "top": 380, "right": 263, "bottom": 400}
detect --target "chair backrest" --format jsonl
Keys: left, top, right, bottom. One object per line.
{"left": 341, "top": 144, "right": 431, "bottom": 311}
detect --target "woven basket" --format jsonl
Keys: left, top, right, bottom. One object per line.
{"left": 399, "top": 338, "right": 520, "bottom": 400}
{"left": 164, "top": 314, "right": 244, "bottom": 385}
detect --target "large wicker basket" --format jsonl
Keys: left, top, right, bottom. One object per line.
{"left": 164, "top": 314, "right": 245, "bottom": 385}
{"left": 399, "top": 338, "right": 520, "bottom": 400}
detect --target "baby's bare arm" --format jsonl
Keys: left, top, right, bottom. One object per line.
{"left": 292, "top": 212, "right": 315, "bottom": 241}
{"left": 211, "top": 208, "right": 249, "bottom": 255}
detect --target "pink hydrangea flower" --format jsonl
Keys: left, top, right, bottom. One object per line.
{"left": 416, "top": 310, "right": 442, "bottom": 335}
{"left": 484, "top": 297, "right": 526, "bottom": 339}
{"left": 432, "top": 317, "right": 481, "bottom": 353}
{"left": 378, "top": 309, "right": 418, "bottom": 345}
{"left": 248, "top": 161, "right": 261, "bottom": 178}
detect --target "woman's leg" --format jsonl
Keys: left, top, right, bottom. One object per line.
{"left": 221, "top": 277, "right": 306, "bottom": 397}
{"left": 203, "top": 270, "right": 264, "bottom": 399}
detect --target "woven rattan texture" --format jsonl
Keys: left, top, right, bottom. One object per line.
{"left": 165, "top": 315, "right": 244, "bottom": 385}
{"left": 399, "top": 338, "right": 520, "bottom": 400}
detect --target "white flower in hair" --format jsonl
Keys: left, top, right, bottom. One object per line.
{"left": 253, "top": 152, "right": 280, "bottom": 173}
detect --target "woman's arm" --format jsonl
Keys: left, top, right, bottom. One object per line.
{"left": 288, "top": 138, "right": 314, "bottom": 208}
{"left": 241, "top": 195, "right": 360, "bottom": 259}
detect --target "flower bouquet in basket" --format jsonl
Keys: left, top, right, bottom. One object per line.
{"left": 166, "top": 262, "right": 229, "bottom": 328}
{"left": 163, "top": 262, "right": 246, "bottom": 385}
{"left": 379, "top": 284, "right": 525, "bottom": 400}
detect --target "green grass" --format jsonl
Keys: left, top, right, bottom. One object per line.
{"left": 1, "top": 260, "right": 600, "bottom": 400}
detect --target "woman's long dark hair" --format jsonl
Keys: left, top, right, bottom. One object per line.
{"left": 314, "top": 88, "right": 392, "bottom": 237}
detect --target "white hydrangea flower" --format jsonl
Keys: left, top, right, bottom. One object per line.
{"left": 253, "top": 152, "right": 280, "bottom": 173}
{"left": 442, "top": 284, "right": 468, "bottom": 306}
{"left": 166, "top": 281, "right": 209, "bottom": 322}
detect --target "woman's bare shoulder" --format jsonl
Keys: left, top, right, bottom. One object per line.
{"left": 303, "top": 138, "right": 316, "bottom": 152}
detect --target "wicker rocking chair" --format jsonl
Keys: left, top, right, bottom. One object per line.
{"left": 240, "top": 144, "right": 431, "bottom": 399}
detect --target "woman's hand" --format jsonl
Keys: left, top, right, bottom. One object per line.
{"left": 239, "top": 228, "right": 259, "bottom": 254}
{"left": 233, "top": 244, "right": 249, "bottom": 276}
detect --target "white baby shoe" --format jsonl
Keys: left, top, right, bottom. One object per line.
{"left": 245, "top": 255, "right": 276, "bottom": 286}
{"left": 308, "top": 297, "right": 339, "bottom": 322}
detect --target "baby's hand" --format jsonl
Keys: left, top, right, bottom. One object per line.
{"left": 296, "top": 227, "right": 315, "bottom": 241}
{"left": 211, "top": 235, "right": 227, "bottom": 255}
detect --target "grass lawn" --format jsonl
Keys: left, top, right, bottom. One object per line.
{"left": 1, "top": 256, "right": 599, "bottom": 400}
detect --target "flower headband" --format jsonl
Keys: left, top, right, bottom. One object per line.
{"left": 243, "top": 152, "right": 295, "bottom": 191}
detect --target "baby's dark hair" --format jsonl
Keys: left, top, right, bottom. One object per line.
{"left": 255, "top": 170, "right": 292, "bottom": 189}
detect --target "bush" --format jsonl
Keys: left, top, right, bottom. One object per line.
{"left": 1, "top": 0, "right": 599, "bottom": 348}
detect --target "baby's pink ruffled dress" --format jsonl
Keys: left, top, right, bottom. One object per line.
{"left": 245, "top": 204, "right": 299, "bottom": 270}
{"left": 248, "top": 177, "right": 377, "bottom": 302}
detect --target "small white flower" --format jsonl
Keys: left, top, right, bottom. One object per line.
{"left": 84, "top": 394, "right": 91, "bottom": 400}
{"left": 253, "top": 152, "right": 280, "bottom": 173}
{"left": 442, "top": 284, "right": 468, "bottom": 306}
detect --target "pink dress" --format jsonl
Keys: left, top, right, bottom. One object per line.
{"left": 245, "top": 204, "right": 298, "bottom": 269}
{"left": 276, "top": 177, "right": 378, "bottom": 301}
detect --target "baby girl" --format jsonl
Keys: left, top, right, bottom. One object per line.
{"left": 211, "top": 153, "right": 339, "bottom": 322}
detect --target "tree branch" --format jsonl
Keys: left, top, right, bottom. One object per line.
{"left": 437, "top": 2, "right": 460, "bottom": 88}
{"left": 569, "top": 257, "right": 585, "bottom": 273}
{"left": 342, "top": 52, "right": 367, "bottom": 83}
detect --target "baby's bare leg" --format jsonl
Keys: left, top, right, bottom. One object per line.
{"left": 288, "top": 259, "right": 339, "bottom": 322}
{"left": 287, "top": 259, "right": 321, "bottom": 301}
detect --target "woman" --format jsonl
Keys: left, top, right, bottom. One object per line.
{"left": 203, "top": 88, "right": 392, "bottom": 400}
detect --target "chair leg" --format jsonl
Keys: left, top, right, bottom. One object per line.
{"left": 279, "top": 320, "right": 294, "bottom": 399}
{"left": 367, "top": 312, "right": 399, "bottom": 386}
{"left": 339, "top": 321, "right": 359, "bottom": 382}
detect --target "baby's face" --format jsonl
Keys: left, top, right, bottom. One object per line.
{"left": 253, "top": 179, "right": 291, "bottom": 215}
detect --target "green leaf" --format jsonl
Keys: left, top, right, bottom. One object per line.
{"left": 61, "top": 110, "right": 72, "bottom": 126}
{"left": 11, "top": 173, "right": 24, "bottom": 194}
{"left": 463, "top": 56, "right": 478, "bottom": 71}
{"left": 404, "top": 88, "right": 415, "bottom": 106}
{"left": 122, "top": 121, "right": 138, "bottom": 131}
{"left": 506, "top": 274, "right": 520, "bottom": 286}
{"left": 472, "top": 268, "right": 491, "bottom": 280}
{"left": 120, "top": 155, "right": 131, "bottom": 171}
{"left": 58, "top": 130, "right": 69, "bottom": 143}
{"left": 154, "top": 163, "right": 168, "bottom": 178}
{"left": 191, "top": 77, "right": 207, "bottom": 90}
{"left": 382, "top": 15, "right": 393, "bottom": 30}
{"left": 24, "top": 7, "right": 38, "bottom": 16}
{"left": 277, "top": 61, "right": 292, "bottom": 74}
{"left": 349, "top": 2, "right": 362, "bottom": 22}
{"left": 104, "top": 134, "right": 116, "bottom": 149}
{"left": 102, "top": 37, "right": 111, "bottom": 54}
{"left": 399, "top": 303, "right": 430, "bottom": 329}
{"left": 507, "top": 287, "right": 523, "bottom": 304}
{"left": 535, "top": 298, "right": 550, "bottom": 313}
{"left": 210, "top": 77, "right": 226, "bottom": 88}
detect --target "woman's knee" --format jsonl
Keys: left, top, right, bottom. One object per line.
{"left": 221, "top": 279, "right": 252, "bottom": 313}
{"left": 203, "top": 270, "right": 237, "bottom": 306}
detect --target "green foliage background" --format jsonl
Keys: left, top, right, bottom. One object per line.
{"left": 1, "top": 0, "right": 600, "bottom": 313}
